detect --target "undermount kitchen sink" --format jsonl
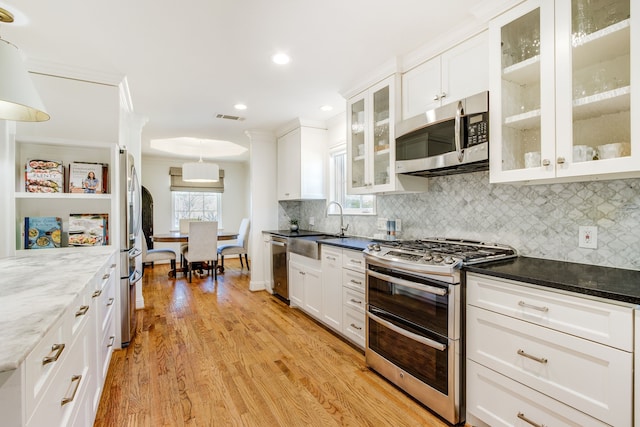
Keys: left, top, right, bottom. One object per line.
{"left": 288, "top": 234, "right": 345, "bottom": 259}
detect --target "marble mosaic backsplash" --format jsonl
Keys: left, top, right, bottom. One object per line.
{"left": 279, "top": 171, "right": 640, "bottom": 270}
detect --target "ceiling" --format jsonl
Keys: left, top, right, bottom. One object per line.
{"left": 0, "top": 0, "right": 492, "bottom": 162}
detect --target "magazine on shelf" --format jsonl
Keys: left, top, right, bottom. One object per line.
{"left": 68, "top": 162, "right": 107, "bottom": 194}
{"left": 68, "top": 214, "right": 109, "bottom": 246}
{"left": 24, "top": 216, "right": 62, "bottom": 249}
{"left": 25, "top": 159, "right": 64, "bottom": 193}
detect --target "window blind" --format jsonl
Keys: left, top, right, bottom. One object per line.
{"left": 169, "top": 167, "right": 225, "bottom": 192}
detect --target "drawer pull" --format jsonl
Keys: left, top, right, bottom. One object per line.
{"left": 518, "top": 300, "right": 549, "bottom": 312}
{"left": 350, "top": 323, "right": 362, "bottom": 330}
{"left": 75, "top": 305, "right": 90, "bottom": 317}
{"left": 517, "top": 412, "right": 546, "bottom": 427}
{"left": 107, "top": 336, "right": 115, "bottom": 347}
{"left": 326, "top": 256, "right": 337, "bottom": 261}
{"left": 349, "top": 298, "right": 362, "bottom": 305}
{"left": 42, "top": 343, "right": 65, "bottom": 365}
{"left": 102, "top": 273, "right": 110, "bottom": 280}
{"left": 107, "top": 297, "right": 115, "bottom": 306}
{"left": 350, "top": 260, "right": 362, "bottom": 264}
{"left": 349, "top": 279, "right": 362, "bottom": 285}
{"left": 111, "top": 263, "right": 116, "bottom": 268}
{"left": 61, "top": 375, "right": 82, "bottom": 406}
{"left": 517, "top": 349, "right": 548, "bottom": 364}
{"left": 92, "top": 289, "right": 102, "bottom": 298}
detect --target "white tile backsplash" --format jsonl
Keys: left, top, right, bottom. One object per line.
{"left": 279, "top": 171, "right": 640, "bottom": 270}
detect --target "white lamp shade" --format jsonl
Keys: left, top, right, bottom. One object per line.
{"left": 182, "top": 160, "right": 219, "bottom": 182}
{"left": 0, "top": 39, "right": 49, "bottom": 122}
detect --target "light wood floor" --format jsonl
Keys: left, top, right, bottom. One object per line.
{"left": 94, "top": 260, "right": 451, "bottom": 427}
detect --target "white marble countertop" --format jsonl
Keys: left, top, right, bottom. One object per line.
{"left": 0, "top": 246, "right": 117, "bottom": 372}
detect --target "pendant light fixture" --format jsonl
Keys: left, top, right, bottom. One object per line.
{"left": 0, "top": 8, "right": 49, "bottom": 122}
{"left": 182, "top": 141, "right": 219, "bottom": 182}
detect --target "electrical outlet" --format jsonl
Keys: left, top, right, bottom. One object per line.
{"left": 309, "top": 217, "right": 315, "bottom": 226}
{"left": 377, "top": 218, "right": 388, "bottom": 231}
{"left": 578, "top": 226, "right": 598, "bottom": 249}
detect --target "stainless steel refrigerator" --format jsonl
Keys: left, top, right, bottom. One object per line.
{"left": 119, "top": 149, "right": 142, "bottom": 347}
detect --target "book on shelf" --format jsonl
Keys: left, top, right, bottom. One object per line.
{"left": 25, "top": 159, "right": 64, "bottom": 193}
{"left": 24, "top": 216, "right": 62, "bottom": 249}
{"left": 68, "top": 162, "right": 108, "bottom": 194}
{"left": 68, "top": 214, "right": 109, "bottom": 246}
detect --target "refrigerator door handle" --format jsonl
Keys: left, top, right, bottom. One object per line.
{"left": 130, "top": 269, "right": 143, "bottom": 285}
{"left": 129, "top": 247, "right": 142, "bottom": 258}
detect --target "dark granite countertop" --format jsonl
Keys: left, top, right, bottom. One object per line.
{"left": 262, "top": 229, "right": 329, "bottom": 238}
{"left": 319, "top": 237, "right": 373, "bottom": 251}
{"left": 465, "top": 256, "right": 640, "bottom": 306}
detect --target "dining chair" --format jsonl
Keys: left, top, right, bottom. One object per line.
{"left": 179, "top": 218, "right": 199, "bottom": 269}
{"left": 183, "top": 221, "right": 218, "bottom": 282}
{"left": 141, "top": 231, "right": 177, "bottom": 277}
{"left": 217, "top": 218, "right": 250, "bottom": 271}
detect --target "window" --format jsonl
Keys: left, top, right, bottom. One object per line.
{"left": 171, "top": 191, "right": 222, "bottom": 230}
{"left": 329, "top": 146, "right": 376, "bottom": 215}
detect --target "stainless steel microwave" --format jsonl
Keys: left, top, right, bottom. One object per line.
{"left": 395, "top": 91, "right": 489, "bottom": 177}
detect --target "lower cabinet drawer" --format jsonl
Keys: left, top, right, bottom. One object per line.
{"left": 343, "top": 287, "right": 365, "bottom": 313}
{"left": 342, "top": 268, "right": 365, "bottom": 292}
{"left": 467, "top": 305, "right": 632, "bottom": 426}
{"left": 467, "top": 360, "right": 609, "bottom": 427}
{"left": 342, "top": 306, "right": 365, "bottom": 348}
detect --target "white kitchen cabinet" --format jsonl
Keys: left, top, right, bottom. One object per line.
{"left": 289, "top": 253, "right": 322, "bottom": 320}
{"left": 276, "top": 120, "right": 327, "bottom": 201}
{"left": 402, "top": 31, "right": 489, "bottom": 119}
{"left": 466, "top": 272, "right": 633, "bottom": 427}
{"left": 347, "top": 75, "right": 426, "bottom": 195}
{"left": 321, "top": 246, "right": 343, "bottom": 331}
{"left": 341, "top": 249, "right": 366, "bottom": 349}
{"left": 490, "top": 0, "right": 638, "bottom": 184}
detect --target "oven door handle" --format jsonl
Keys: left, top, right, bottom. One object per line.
{"left": 368, "top": 270, "right": 448, "bottom": 296}
{"left": 368, "top": 311, "right": 447, "bottom": 352}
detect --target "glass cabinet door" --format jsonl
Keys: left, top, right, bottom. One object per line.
{"left": 349, "top": 97, "right": 366, "bottom": 191}
{"left": 490, "top": 0, "right": 556, "bottom": 182}
{"left": 556, "top": 0, "right": 634, "bottom": 177}
{"left": 372, "top": 85, "right": 391, "bottom": 187}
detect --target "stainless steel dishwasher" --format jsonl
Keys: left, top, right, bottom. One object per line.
{"left": 270, "top": 236, "right": 289, "bottom": 302}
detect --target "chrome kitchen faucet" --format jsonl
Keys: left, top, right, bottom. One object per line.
{"left": 326, "top": 201, "right": 349, "bottom": 237}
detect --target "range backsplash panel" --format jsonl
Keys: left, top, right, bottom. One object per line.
{"left": 279, "top": 172, "right": 640, "bottom": 270}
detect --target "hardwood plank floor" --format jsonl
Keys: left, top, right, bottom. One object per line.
{"left": 95, "top": 260, "right": 452, "bottom": 427}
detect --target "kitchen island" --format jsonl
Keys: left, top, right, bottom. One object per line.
{"left": 0, "top": 246, "right": 118, "bottom": 427}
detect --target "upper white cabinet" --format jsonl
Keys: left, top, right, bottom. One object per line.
{"left": 347, "top": 75, "right": 426, "bottom": 194}
{"left": 490, "top": 0, "right": 638, "bottom": 184}
{"left": 276, "top": 119, "right": 327, "bottom": 201}
{"left": 402, "top": 31, "right": 489, "bottom": 119}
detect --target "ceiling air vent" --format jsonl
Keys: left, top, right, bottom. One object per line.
{"left": 216, "top": 113, "right": 245, "bottom": 121}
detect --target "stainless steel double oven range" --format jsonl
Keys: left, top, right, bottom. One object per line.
{"left": 364, "top": 238, "right": 516, "bottom": 425}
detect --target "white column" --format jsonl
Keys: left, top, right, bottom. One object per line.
{"left": 0, "top": 121, "right": 16, "bottom": 258}
{"left": 245, "top": 130, "right": 278, "bottom": 292}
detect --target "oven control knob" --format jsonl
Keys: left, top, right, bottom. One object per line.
{"left": 423, "top": 253, "right": 433, "bottom": 261}
{"left": 367, "top": 243, "right": 381, "bottom": 252}
{"left": 444, "top": 256, "right": 456, "bottom": 264}
{"left": 433, "top": 255, "right": 444, "bottom": 263}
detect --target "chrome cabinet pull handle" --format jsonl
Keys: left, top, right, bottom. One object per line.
{"left": 433, "top": 94, "right": 440, "bottom": 101}
{"left": 349, "top": 298, "right": 362, "bottom": 304}
{"left": 42, "top": 343, "right": 65, "bottom": 365}
{"left": 517, "top": 412, "right": 546, "bottom": 427}
{"left": 107, "top": 297, "right": 115, "bottom": 306}
{"left": 350, "top": 323, "right": 362, "bottom": 330}
{"left": 61, "top": 375, "right": 82, "bottom": 406}
{"left": 518, "top": 300, "right": 549, "bottom": 312}
{"left": 102, "top": 273, "right": 110, "bottom": 280}
{"left": 75, "top": 305, "right": 89, "bottom": 317}
{"left": 349, "top": 279, "right": 362, "bottom": 285}
{"left": 107, "top": 336, "right": 115, "bottom": 347}
{"left": 517, "top": 349, "right": 548, "bottom": 364}
{"left": 326, "top": 256, "right": 337, "bottom": 261}
{"left": 557, "top": 156, "right": 566, "bottom": 164}
{"left": 351, "top": 260, "right": 362, "bottom": 264}
{"left": 110, "top": 263, "right": 116, "bottom": 268}
{"left": 92, "top": 290, "right": 102, "bottom": 298}
{"left": 542, "top": 159, "right": 551, "bottom": 166}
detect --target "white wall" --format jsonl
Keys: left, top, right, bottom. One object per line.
{"left": 141, "top": 155, "right": 250, "bottom": 255}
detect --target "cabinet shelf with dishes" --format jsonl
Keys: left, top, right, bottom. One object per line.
{"left": 13, "top": 138, "right": 118, "bottom": 251}
{"left": 490, "top": 0, "right": 638, "bottom": 184}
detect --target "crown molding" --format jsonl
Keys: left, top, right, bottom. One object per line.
{"left": 25, "top": 59, "right": 125, "bottom": 87}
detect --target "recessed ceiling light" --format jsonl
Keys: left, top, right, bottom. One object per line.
{"left": 320, "top": 105, "right": 333, "bottom": 112}
{"left": 272, "top": 53, "right": 290, "bottom": 65}
{"left": 234, "top": 103, "right": 247, "bottom": 110}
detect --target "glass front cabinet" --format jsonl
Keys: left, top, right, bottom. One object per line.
{"left": 489, "top": 0, "right": 638, "bottom": 183}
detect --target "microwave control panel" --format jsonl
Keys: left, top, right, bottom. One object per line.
{"left": 467, "top": 112, "right": 488, "bottom": 147}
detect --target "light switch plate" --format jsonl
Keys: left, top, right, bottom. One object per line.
{"left": 578, "top": 226, "right": 597, "bottom": 249}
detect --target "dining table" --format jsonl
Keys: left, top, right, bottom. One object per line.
{"left": 152, "top": 231, "right": 239, "bottom": 276}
